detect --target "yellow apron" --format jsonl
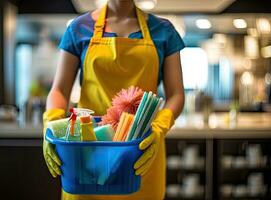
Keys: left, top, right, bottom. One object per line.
{"left": 62, "top": 5, "right": 166, "bottom": 200}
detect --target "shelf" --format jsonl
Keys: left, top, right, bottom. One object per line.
{"left": 167, "top": 168, "right": 205, "bottom": 173}
{"left": 165, "top": 136, "right": 271, "bottom": 200}
{"left": 166, "top": 196, "right": 205, "bottom": 200}
{"left": 221, "top": 167, "right": 271, "bottom": 172}
{"left": 220, "top": 196, "right": 271, "bottom": 200}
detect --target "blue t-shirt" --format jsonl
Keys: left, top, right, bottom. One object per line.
{"left": 59, "top": 12, "right": 185, "bottom": 84}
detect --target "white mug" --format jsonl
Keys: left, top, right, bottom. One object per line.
{"left": 247, "top": 173, "right": 265, "bottom": 196}
{"left": 183, "top": 146, "right": 199, "bottom": 168}
{"left": 182, "top": 174, "right": 200, "bottom": 197}
{"left": 246, "top": 144, "right": 262, "bottom": 167}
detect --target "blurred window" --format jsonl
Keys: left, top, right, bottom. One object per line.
{"left": 180, "top": 47, "right": 208, "bottom": 90}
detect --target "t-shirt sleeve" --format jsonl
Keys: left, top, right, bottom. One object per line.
{"left": 165, "top": 22, "right": 185, "bottom": 57}
{"left": 58, "top": 25, "right": 81, "bottom": 57}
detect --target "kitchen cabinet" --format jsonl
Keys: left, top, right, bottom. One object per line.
{"left": 0, "top": 139, "right": 61, "bottom": 200}
{"left": 166, "top": 139, "right": 207, "bottom": 200}
{"left": 165, "top": 126, "right": 271, "bottom": 200}
{"left": 217, "top": 139, "right": 271, "bottom": 200}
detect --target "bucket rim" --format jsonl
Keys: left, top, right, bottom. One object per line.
{"left": 45, "top": 128, "right": 151, "bottom": 146}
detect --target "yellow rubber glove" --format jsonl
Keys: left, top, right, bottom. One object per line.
{"left": 43, "top": 108, "right": 65, "bottom": 178}
{"left": 134, "top": 108, "right": 174, "bottom": 175}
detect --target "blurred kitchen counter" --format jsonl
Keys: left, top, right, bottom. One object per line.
{"left": 0, "top": 122, "right": 43, "bottom": 138}
{"left": 168, "top": 112, "right": 271, "bottom": 139}
{"left": 0, "top": 112, "right": 270, "bottom": 139}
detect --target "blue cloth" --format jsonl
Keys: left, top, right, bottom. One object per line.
{"left": 59, "top": 12, "right": 185, "bottom": 84}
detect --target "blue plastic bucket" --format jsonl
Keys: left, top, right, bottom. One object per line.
{"left": 45, "top": 124, "right": 151, "bottom": 195}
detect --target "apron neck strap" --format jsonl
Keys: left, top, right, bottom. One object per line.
{"left": 93, "top": 4, "right": 151, "bottom": 40}
{"left": 136, "top": 7, "right": 151, "bottom": 40}
{"left": 93, "top": 5, "right": 107, "bottom": 39}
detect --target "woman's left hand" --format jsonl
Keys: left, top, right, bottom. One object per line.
{"left": 134, "top": 109, "right": 174, "bottom": 176}
{"left": 134, "top": 126, "right": 161, "bottom": 176}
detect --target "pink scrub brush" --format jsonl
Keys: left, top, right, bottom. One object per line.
{"left": 112, "top": 86, "right": 144, "bottom": 114}
{"left": 100, "top": 86, "right": 144, "bottom": 131}
{"left": 100, "top": 107, "right": 122, "bottom": 131}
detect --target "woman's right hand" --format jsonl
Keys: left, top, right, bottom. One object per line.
{"left": 43, "top": 109, "right": 65, "bottom": 178}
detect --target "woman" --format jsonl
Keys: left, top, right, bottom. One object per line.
{"left": 43, "top": 0, "right": 185, "bottom": 199}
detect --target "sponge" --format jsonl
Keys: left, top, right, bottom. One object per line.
{"left": 47, "top": 118, "right": 80, "bottom": 138}
{"left": 94, "top": 125, "right": 114, "bottom": 141}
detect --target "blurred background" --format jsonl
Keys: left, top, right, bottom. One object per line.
{"left": 1, "top": 0, "right": 271, "bottom": 123}
{"left": 1, "top": 0, "right": 271, "bottom": 200}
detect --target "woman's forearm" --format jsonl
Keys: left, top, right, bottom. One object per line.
{"left": 46, "top": 89, "right": 69, "bottom": 111}
{"left": 164, "top": 92, "right": 185, "bottom": 119}
{"left": 162, "top": 52, "right": 185, "bottom": 120}
{"left": 45, "top": 50, "right": 80, "bottom": 112}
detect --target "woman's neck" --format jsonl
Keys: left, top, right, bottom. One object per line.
{"left": 107, "top": 0, "right": 136, "bottom": 19}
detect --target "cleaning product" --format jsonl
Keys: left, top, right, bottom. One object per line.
{"left": 126, "top": 91, "right": 163, "bottom": 141}
{"left": 47, "top": 118, "right": 69, "bottom": 138}
{"left": 64, "top": 108, "right": 80, "bottom": 141}
{"left": 68, "top": 108, "right": 77, "bottom": 136}
{"left": 114, "top": 112, "right": 134, "bottom": 141}
{"left": 80, "top": 115, "right": 97, "bottom": 141}
{"left": 94, "top": 125, "right": 114, "bottom": 141}
{"left": 62, "top": 108, "right": 95, "bottom": 141}
{"left": 121, "top": 114, "right": 134, "bottom": 141}
{"left": 47, "top": 117, "right": 82, "bottom": 139}
{"left": 113, "top": 112, "right": 126, "bottom": 141}
{"left": 100, "top": 86, "right": 144, "bottom": 131}
{"left": 126, "top": 92, "right": 148, "bottom": 141}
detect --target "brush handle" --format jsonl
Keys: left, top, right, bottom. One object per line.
{"left": 126, "top": 92, "right": 148, "bottom": 141}
{"left": 132, "top": 92, "right": 153, "bottom": 140}
{"left": 142, "top": 98, "right": 163, "bottom": 137}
